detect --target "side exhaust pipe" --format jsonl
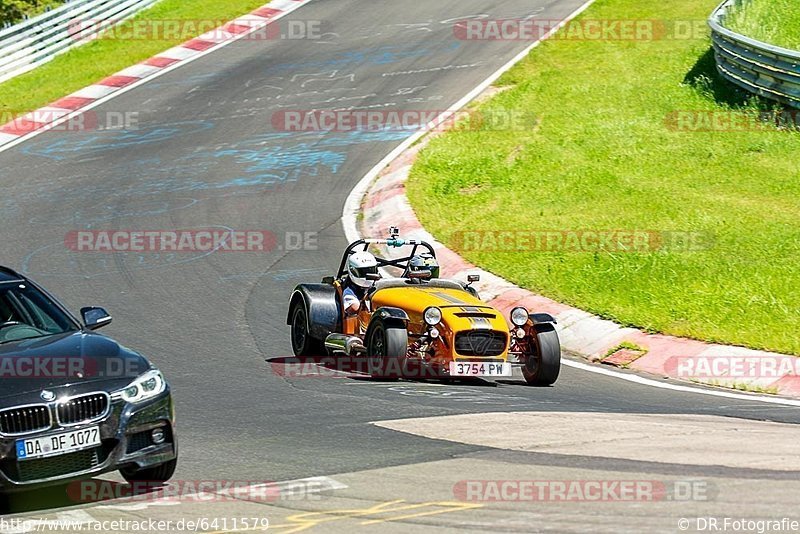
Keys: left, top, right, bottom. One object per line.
{"left": 325, "top": 333, "right": 366, "bottom": 355}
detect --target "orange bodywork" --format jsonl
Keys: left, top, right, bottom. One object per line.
{"left": 341, "top": 283, "right": 512, "bottom": 364}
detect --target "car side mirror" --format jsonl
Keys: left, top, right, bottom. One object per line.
{"left": 322, "top": 276, "right": 335, "bottom": 285}
{"left": 81, "top": 307, "right": 112, "bottom": 330}
{"left": 467, "top": 274, "right": 480, "bottom": 283}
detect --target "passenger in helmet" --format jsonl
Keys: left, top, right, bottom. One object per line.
{"left": 343, "top": 251, "right": 379, "bottom": 315}
{"left": 405, "top": 253, "right": 440, "bottom": 282}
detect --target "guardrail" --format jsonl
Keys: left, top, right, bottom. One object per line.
{"left": 0, "top": 0, "right": 158, "bottom": 84}
{"left": 709, "top": 0, "right": 800, "bottom": 109}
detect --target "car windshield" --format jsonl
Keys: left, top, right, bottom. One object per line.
{"left": 0, "top": 282, "right": 79, "bottom": 344}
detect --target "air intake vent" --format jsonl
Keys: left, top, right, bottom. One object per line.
{"left": 454, "top": 331, "right": 507, "bottom": 357}
{"left": 0, "top": 405, "right": 51, "bottom": 435}
{"left": 57, "top": 393, "right": 109, "bottom": 425}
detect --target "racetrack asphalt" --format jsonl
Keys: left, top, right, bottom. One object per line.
{"left": 0, "top": 0, "right": 799, "bottom": 531}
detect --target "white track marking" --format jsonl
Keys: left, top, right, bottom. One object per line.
{"left": 562, "top": 359, "right": 800, "bottom": 407}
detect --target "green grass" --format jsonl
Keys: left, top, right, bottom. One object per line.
{"left": 0, "top": 0, "right": 268, "bottom": 115}
{"left": 725, "top": 0, "right": 800, "bottom": 50}
{"left": 407, "top": 0, "right": 800, "bottom": 355}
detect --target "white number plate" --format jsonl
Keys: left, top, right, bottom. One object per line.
{"left": 449, "top": 362, "right": 512, "bottom": 377}
{"left": 16, "top": 426, "right": 100, "bottom": 460}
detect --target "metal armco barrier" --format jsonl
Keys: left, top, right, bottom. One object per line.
{"left": 709, "top": 0, "right": 800, "bottom": 109}
{"left": 0, "top": 0, "right": 158, "bottom": 84}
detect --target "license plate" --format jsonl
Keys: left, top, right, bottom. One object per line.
{"left": 449, "top": 362, "right": 512, "bottom": 377}
{"left": 16, "top": 426, "right": 100, "bottom": 461}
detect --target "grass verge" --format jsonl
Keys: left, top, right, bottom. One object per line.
{"left": 0, "top": 0, "right": 269, "bottom": 115}
{"left": 407, "top": 0, "right": 800, "bottom": 355}
{"left": 725, "top": 0, "right": 800, "bottom": 50}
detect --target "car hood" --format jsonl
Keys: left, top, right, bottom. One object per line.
{"left": 0, "top": 331, "right": 150, "bottom": 401}
{"left": 370, "top": 286, "right": 509, "bottom": 332}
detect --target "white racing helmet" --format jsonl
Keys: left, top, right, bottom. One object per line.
{"left": 347, "top": 251, "right": 379, "bottom": 288}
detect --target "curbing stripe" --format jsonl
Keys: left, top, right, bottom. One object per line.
{"left": 70, "top": 85, "right": 119, "bottom": 99}
{"left": 98, "top": 75, "right": 140, "bottom": 87}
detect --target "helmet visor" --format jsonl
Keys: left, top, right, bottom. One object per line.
{"left": 353, "top": 265, "right": 378, "bottom": 279}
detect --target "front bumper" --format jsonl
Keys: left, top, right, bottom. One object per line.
{"left": 0, "top": 389, "right": 177, "bottom": 492}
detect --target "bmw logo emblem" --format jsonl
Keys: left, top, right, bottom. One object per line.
{"left": 40, "top": 390, "right": 56, "bottom": 402}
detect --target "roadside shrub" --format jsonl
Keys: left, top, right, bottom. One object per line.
{"left": 1, "top": 0, "right": 65, "bottom": 27}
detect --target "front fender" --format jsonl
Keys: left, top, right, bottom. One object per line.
{"left": 365, "top": 307, "right": 410, "bottom": 349}
{"left": 288, "top": 284, "right": 340, "bottom": 341}
{"left": 529, "top": 312, "right": 557, "bottom": 325}
{"left": 371, "top": 306, "right": 410, "bottom": 323}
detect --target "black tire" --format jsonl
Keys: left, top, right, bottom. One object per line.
{"left": 366, "top": 320, "right": 407, "bottom": 380}
{"left": 120, "top": 458, "right": 177, "bottom": 484}
{"left": 521, "top": 324, "right": 561, "bottom": 386}
{"left": 290, "top": 301, "right": 324, "bottom": 356}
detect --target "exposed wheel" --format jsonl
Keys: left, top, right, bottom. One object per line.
{"left": 521, "top": 324, "right": 561, "bottom": 386}
{"left": 120, "top": 458, "right": 177, "bottom": 484}
{"left": 366, "top": 320, "right": 407, "bottom": 379}
{"left": 290, "top": 301, "right": 324, "bottom": 356}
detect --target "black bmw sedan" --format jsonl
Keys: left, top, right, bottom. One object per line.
{"left": 0, "top": 266, "right": 176, "bottom": 493}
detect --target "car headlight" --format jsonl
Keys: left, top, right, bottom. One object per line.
{"left": 423, "top": 306, "right": 442, "bottom": 326}
{"left": 119, "top": 369, "right": 166, "bottom": 403}
{"left": 510, "top": 307, "right": 529, "bottom": 327}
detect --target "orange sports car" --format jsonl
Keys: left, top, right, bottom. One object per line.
{"left": 287, "top": 228, "right": 560, "bottom": 385}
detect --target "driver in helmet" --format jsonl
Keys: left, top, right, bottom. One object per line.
{"left": 405, "top": 253, "right": 440, "bottom": 282}
{"left": 343, "top": 251, "right": 379, "bottom": 315}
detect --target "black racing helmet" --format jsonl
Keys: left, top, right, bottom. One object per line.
{"left": 408, "top": 253, "right": 439, "bottom": 279}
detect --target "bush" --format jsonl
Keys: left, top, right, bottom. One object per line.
{"left": 1, "top": 0, "right": 65, "bottom": 27}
